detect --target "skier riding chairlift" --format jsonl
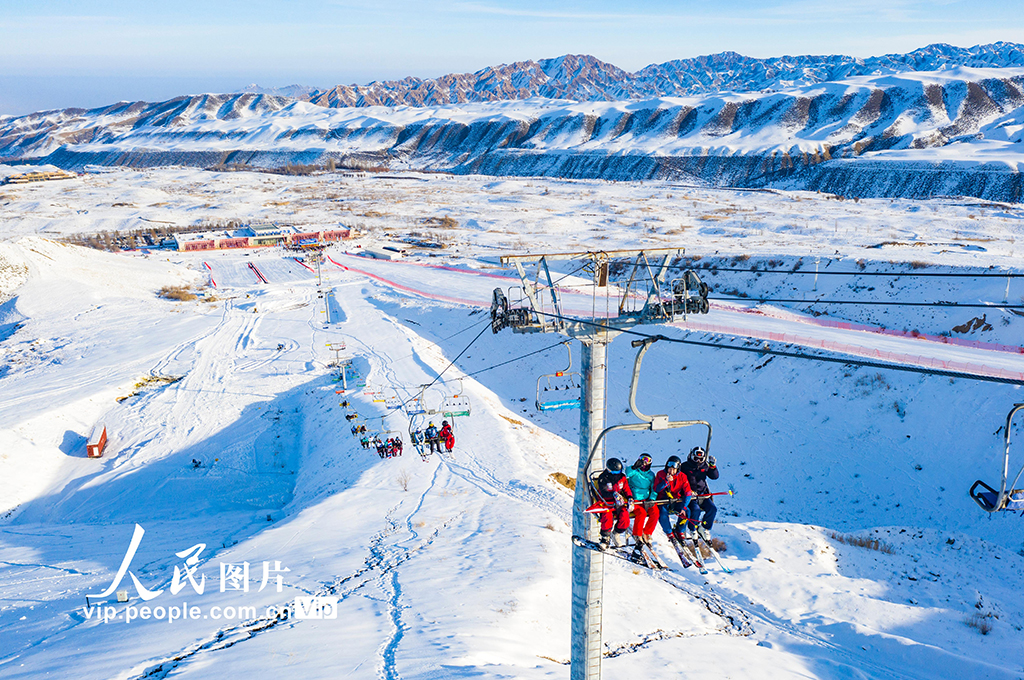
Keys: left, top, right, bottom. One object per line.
{"left": 970, "top": 403, "right": 1024, "bottom": 512}
{"left": 536, "top": 342, "right": 582, "bottom": 412}
{"left": 582, "top": 337, "right": 712, "bottom": 536}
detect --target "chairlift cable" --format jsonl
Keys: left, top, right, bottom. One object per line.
{"left": 709, "top": 296, "right": 1024, "bottom": 309}
{"left": 397, "top": 324, "right": 490, "bottom": 412}
{"left": 464, "top": 340, "right": 574, "bottom": 378}
{"left": 663, "top": 265, "right": 1024, "bottom": 278}
{"left": 525, "top": 309, "right": 1024, "bottom": 387}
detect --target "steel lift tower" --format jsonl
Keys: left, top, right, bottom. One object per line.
{"left": 489, "top": 248, "right": 711, "bottom": 680}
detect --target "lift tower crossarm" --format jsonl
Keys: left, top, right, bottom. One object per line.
{"left": 499, "top": 247, "right": 682, "bottom": 265}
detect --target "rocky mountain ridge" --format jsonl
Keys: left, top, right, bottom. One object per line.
{"left": 304, "top": 42, "right": 1024, "bottom": 107}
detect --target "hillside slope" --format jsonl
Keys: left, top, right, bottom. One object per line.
{"left": 1, "top": 235, "right": 1023, "bottom": 679}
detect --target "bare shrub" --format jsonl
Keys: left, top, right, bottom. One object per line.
{"left": 828, "top": 531, "right": 895, "bottom": 554}
{"left": 965, "top": 612, "right": 994, "bottom": 635}
{"left": 116, "top": 375, "right": 183, "bottom": 402}
{"left": 549, "top": 472, "right": 576, "bottom": 491}
{"left": 710, "top": 537, "right": 727, "bottom": 553}
{"left": 422, "top": 215, "right": 459, "bottom": 229}
{"left": 396, "top": 469, "right": 411, "bottom": 492}
{"left": 159, "top": 285, "right": 198, "bottom": 301}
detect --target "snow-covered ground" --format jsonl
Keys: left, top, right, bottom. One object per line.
{"left": 1, "top": 170, "right": 1023, "bottom": 679}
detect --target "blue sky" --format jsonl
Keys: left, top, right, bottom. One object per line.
{"left": 1, "top": 0, "right": 1021, "bottom": 115}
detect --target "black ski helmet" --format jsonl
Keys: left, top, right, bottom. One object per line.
{"left": 442, "top": 420, "right": 449, "bottom": 426}
{"left": 606, "top": 458, "right": 624, "bottom": 474}
{"left": 665, "top": 455, "right": 682, "bottom": 472}
{"left": 689, "top": 446, "right": 708, "bottom": 465}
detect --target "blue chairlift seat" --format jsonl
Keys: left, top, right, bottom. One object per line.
{"left": 536, "top": 371, "right": 581, "bottom": 411}
{"left": 971, "top": 403, "right": 1024, "bottom": 514}
{"left": 970, "top": 479, "right": 1024, "bottom": 512}
{"left": 405, "top": 397, "right": 426, "bottom": 416}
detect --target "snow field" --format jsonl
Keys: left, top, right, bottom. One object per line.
{"left": 1, "top": 171, "right": 1023, "bottom": 679}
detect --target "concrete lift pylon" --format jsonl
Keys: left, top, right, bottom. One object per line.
{"left": 490, "top": 248, "right": 711, "bottom": 680}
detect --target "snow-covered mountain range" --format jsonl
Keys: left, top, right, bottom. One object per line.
{"left": 4, "top": 68, "right": 1024, "bottom": 201}
{"left": 3, "top": 44, "right": 1024, "bottom": 202}
{"left": 304, "top": 42, "right": 1024, "bottom": 107}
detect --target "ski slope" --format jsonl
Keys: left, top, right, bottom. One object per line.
{"left": 1, "top": 187, "right": 1024, "bottom": 679}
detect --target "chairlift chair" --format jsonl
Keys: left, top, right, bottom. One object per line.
{"left": 384, "top": 389, "right": 402, "bottom": 409}
{"left": 405, "top": 384, "right": 441, "bottom": 416}
{"left": 536, "top": 342, "right": 582, "bottom": 412}
{"left": 405, "top": 396, "right": 427, "bottom": 416}
{"left": 669, "top": 269, "right": 710, "bottom": 317}
{"left": 583, "top": 336, "right": 713, "bottom": 493}
{"left": 970, "top": 403, "right": 1024, "bottom": 512}
{"left": 441, "top": 379, "right": 471, "bottom": 418}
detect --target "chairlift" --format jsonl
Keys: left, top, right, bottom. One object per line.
{"left": 668, "top": 269, "right": 710, "bottom": 318}
{"left": 583, "top": 336, "right": 713, "bottom": 490}
{"left": 363, "top": 422, "right": 403, "bottom": 458}
{"left": 363, "top": 384, "right": 385, "bottom": 403}
{"left": 970, "top": 403, "right": 1024, "bottom": 512}
{"left": 384, "top": 389, "right": 402, "bottom": 409}
{"left": 441, "top": 379, "right": 471, "bottom": 418}
{"left": 405, "top": 384, "right": 441, "bottom": 416}
{"left": 405, "top": 396, "right": 427, "bottom": 416}
{"left": 536, "top": 342, "right": 582, "bottom": 412}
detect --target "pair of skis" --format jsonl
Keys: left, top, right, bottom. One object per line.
{"left": 671, "top": 522, "right": 732, "bottom": 574}
{"left": 573, "top": 529, "right": 731, "bottom": 575}
{"left": 571, "top": 536, "right": 669, "bottom": 570}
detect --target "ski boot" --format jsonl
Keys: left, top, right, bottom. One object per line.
{"left": 696, "top": 524, "right": 711, "bottom": 542}
{"left": 599, "top": 530, "right": 612, "bottom": 551}
{"left": 612, "top": 530, "right": 627, "bottom": 548}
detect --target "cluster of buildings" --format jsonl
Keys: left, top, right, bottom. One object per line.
{"left": 0, "top": 167, "right": 77, "bottom": 185}
{"left": 173, "top": 223, "right": 351, "bottom": 252}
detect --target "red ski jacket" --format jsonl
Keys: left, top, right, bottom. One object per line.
{"left": 653, "top": 468, "right": 692, "bottom": 500}
{"left": 594, "top": 470, "right": 633, "bottom": 505}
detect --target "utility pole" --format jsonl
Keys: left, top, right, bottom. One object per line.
{"left": 490, "top": 248, "right": 711, "bottom": 680}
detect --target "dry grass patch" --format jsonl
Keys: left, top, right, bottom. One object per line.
{"left": 159, "top": 285, "right": 198, "bottom": 301}
{"left": 116, "top": 375, "right": 184, "bottom": 402}
{"left": 549, "top": 472, "right": 576, "bottom": 491}
{"left": 965, "top": 612, "right": 995, "bottom": 635}
{"left": 697, "top": 537, "right": 728, "bottom": 557}
{"left": 828, "top": 531, "right": 895, "bottom": 554}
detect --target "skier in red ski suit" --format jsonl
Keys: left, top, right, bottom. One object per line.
{"left": 594, "top": 458, "right": 633, "bottom": 549}
{"left": 439, "top": 421, "right": 454, "bottom": 453}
